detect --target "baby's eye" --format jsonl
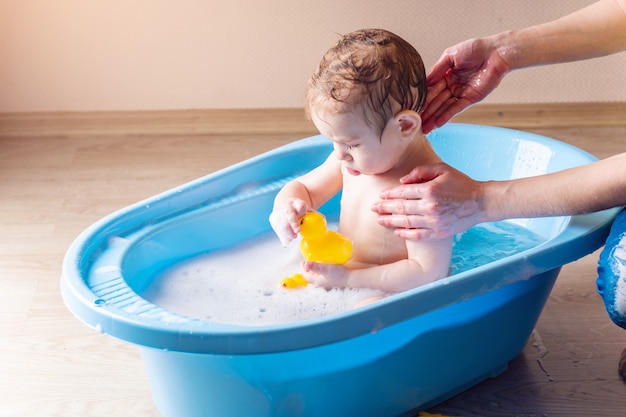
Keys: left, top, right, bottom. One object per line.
{"left": 346, "top": 144, "right": 357, "bottom": 150}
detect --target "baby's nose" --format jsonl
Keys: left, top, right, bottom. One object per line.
{"left": 333, "top": 145, "right": 352, "bottom": 161}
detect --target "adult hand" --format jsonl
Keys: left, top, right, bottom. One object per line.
{"left": 422, "top": 37, "right": 511, "bottom": 133}
{"left": 371, "top": 162, "right": 486, "bottom": 240}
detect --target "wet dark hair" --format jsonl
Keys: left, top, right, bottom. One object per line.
{"left": 305, "top": 28, "right": 427, "bottom": 135}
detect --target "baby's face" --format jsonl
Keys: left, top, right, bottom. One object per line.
{"left": 311, "top": 105, "right": 406, "bottom": 176}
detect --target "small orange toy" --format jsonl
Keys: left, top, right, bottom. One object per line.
{"left": 299, "top": 212, "right": 352, "bottom": 264}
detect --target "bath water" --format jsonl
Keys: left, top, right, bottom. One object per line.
{"left": 142, "top": 221, "right": 544, "bottom": 326}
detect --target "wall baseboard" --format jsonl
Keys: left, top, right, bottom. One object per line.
{"left": 452, "top": 102, "right": 626, "bottom": 129}
{"left": 1, "top": 102, "right": 624, "bottom": 138}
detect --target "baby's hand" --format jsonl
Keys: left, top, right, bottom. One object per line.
{"left": 269, "top": 199, "right": 309, "bottom": 247}
{"left": 302, "top": 261, "right": 349, "bottom": 289}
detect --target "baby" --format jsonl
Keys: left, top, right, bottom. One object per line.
{"left": 271, "top": 29, "right": 453, "bottom": 293}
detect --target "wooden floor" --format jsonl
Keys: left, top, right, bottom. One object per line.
{"left": 1, "top": 110, "right": 625, "bottom": 417}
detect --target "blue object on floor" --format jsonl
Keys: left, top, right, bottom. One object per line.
{"left": 597, "top": 208, "right": 626, "bottom": 329}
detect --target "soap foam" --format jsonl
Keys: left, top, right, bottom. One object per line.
{"left": 142, "top": 221, "right": 544, "bottom": 326}
{"left": 142, "top": 230, "right": 385, "bottom": 326}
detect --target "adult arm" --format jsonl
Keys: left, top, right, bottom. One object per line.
{"left": 422, "top": 0, "right": 626, "bottom": 133}
{"left": 373, "top": 153, "right": 626, "bottom": 240}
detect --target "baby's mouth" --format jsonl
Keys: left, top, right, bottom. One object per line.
{"left": 345, "top": 166, "right": 361, "bottom": 176}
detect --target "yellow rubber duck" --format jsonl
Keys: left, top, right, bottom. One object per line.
{"left": 280, "top": 273, "right": 308, "bottom": 289}
{"left": 299, "top": 212, "right": 352, "bottom": 264}
{"left": 279, "top": 212, "right": 353, "bottom": 289}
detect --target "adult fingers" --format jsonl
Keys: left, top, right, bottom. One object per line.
{"left": 432, "top": 96, "right": 473, "bottom": 129}
{"left": 376, "top": 213, "right": 426, "bottom": 229}
{"left": 377, "top": 183, "right": 425, "bottom": 201}
{"left": 394, "top": 227, "right": 435, "bottom": 241}
{"left": 427, "top": 52, "right": 454, "bottom": 86}
{"left": 423, "top": 81, "right": 454, "bottom": 123}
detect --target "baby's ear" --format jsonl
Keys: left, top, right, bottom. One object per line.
{"left": 395, "top": 110, "right": 422, "bottom": 138}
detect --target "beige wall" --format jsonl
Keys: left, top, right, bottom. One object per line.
{"left": 1, "top": 0, "right": 624, "bottom": 112}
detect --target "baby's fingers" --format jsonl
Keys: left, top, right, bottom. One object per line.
{"left": 269, "top": 210, "right": 297, "bottom": 247}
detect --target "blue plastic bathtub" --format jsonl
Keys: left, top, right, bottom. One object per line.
{"left": 61, "top": 124, "right": 619, "bottom": 417}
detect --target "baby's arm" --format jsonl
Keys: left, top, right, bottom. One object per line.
{"left": 270, "top": 154, "right": 343, "bottom": 245}
{"left": 304, "top": 237, "right": 453, "bottom": 292}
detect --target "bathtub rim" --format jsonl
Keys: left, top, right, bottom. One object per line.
{"left": 60, "top": 124, "right": 621, "bottom": 354}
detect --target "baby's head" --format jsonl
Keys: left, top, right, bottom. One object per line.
{"left": 305, "top": 28, "right": 427, "bottom": 136}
